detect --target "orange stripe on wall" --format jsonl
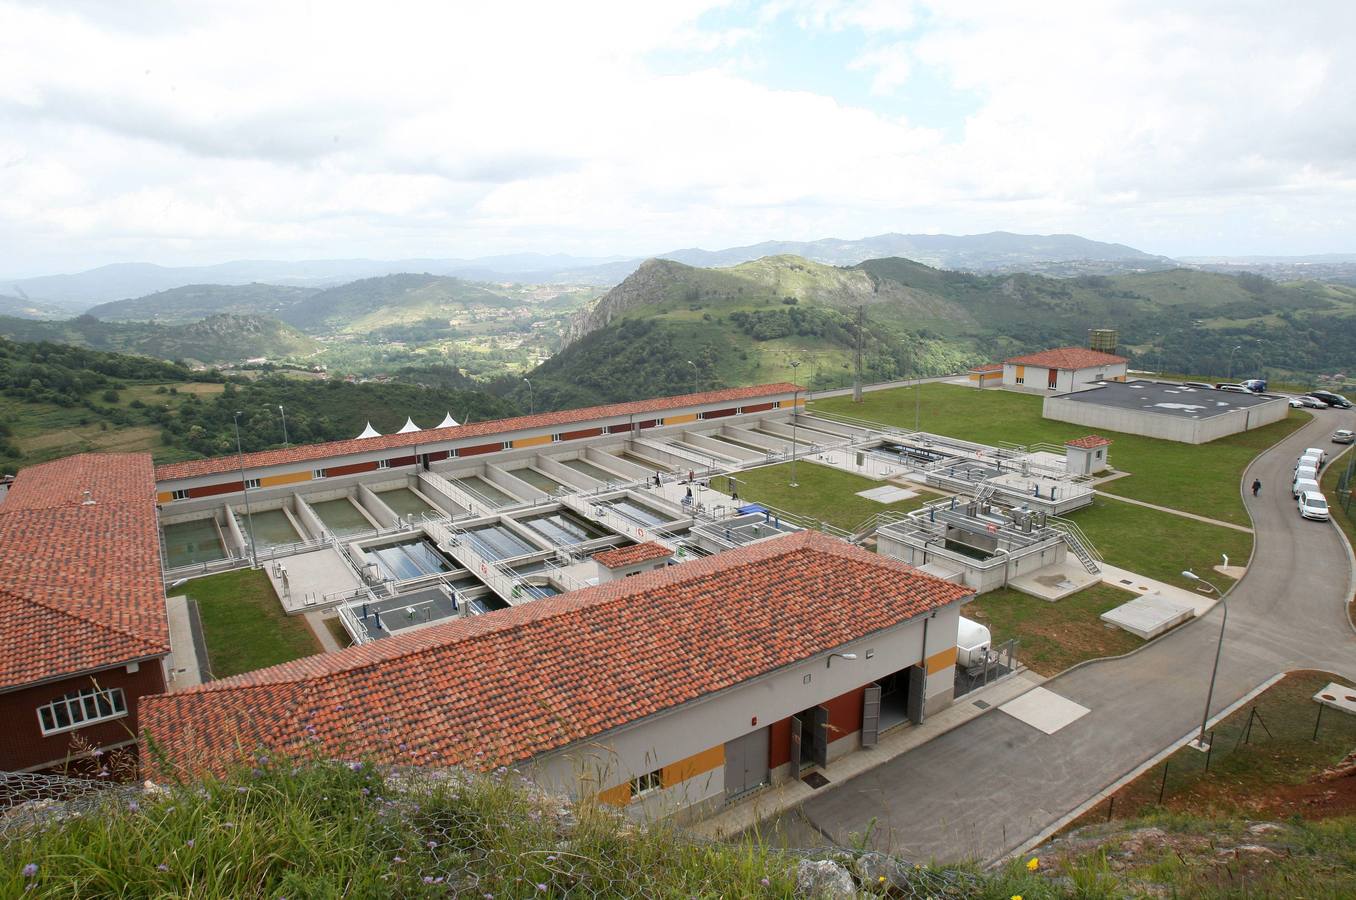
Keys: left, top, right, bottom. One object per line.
{"left": 511, "top": 434, "right": 552, "bottom": 449}
{"left": 156, "top": 491, "right": 174, "bottom": 503}
{"left": 595, "top": 782, "right": 632, "bottom": 807}
{"left": 661, "top": 744, "right": 724, "bottom": 788}
{"left": 926, "top": 646, "right": 958, "bottom": 675}
{"left": 666, "top": 413, "right": 697, "bottom": 425}
{"left": 259, "top": 470, "right": 313, "bottom": 488}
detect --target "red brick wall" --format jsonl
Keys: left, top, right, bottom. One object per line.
{"left": 0, "top": 661, "right": 166, "bottom": 772}
{"left": 560, "top": 427, "right": 604, "bottom": 441}
{"left": 327, "top": 460, "right": 379, "bottom": 477}
{"left": 458, "top": 443, "right": 501, "bottom": 457}
{"left": 188, "top": 480, "right": 242, "bottom": 499}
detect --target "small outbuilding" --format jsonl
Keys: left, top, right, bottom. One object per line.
{"left": 1064, "top": 435, "right": 1112, "bottom": 475}
{"left": 1003, "top": 347, "right": 1128, "bottom": 393}
{"left": 592, "top": 541, "right": 673, "bottom": 581}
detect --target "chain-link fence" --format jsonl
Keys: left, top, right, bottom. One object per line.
{"left": 0, "top": 761, "right": 985, "bottom": 898}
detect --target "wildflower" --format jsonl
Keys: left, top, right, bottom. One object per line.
{"left": 256, "top": 754, "right": 270, "bottom": 765}
{"left": 128, "top": 800, "right": 140, "bottom": 812}
{"left": 1026, "top": 857, "right": 1039, "bottom": 871}
{"left": 186, "top": 839, "right": 195, "bottom": 848}
{"left": 760, "top": 877, "right": 770, "bottom": 887}
{"left": 222, "top": 822, "right": 236, "bottom": 829}
{"left": 536, "top": 884, "right": 547, "bottom": 892}
{"left": 22, "top": 863, "right": 37, "bottom": 877}
{"left": 251, "top": 768, "right": 264, "bottom": 778}
{"left": 393, "top": 856, "right": 405, "bottom": 864}
{"left": 878, "top": 876, "right": 887, "bottom": 883}
{"left": 427, "top": 840, "right": 438, "bottom": 849}
{"left": 1011, "top": 895, "right": 1023, "bottom": 900}
{"left": 157, "top": 864, "right": 169, "bottom": 873}
{"left": 423, "top": 876, "right": 436, "bottom": 884}
{"left": 348, "top": 761, "right": 363, "bottom": 772}
{"left": 236, "top": 787, "right": 249, "bottom": 794}
{"left": 546, "top": 854, "right": 556, "bottom": 862}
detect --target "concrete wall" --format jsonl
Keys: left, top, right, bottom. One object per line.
{"left": 1043, "top": 394, "right": 1290, "bottom": 444}
{"left": 876, "top": 532, "right": 1066, "bottom": 594}
{"left": 525, "top": 601, "right": 964, "bottom": 821}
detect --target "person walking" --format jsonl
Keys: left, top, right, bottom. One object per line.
{"left": 1251, "top": 478, "right": 1262, "bottom": 497}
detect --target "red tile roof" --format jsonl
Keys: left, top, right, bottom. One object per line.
{"left": 139, "top": 531, "right": 971, "bottom": 777}
{"left": 592, "top": 541, "right": 672, "bottom": 568}
{"left": 1005, "top": 347, "right": 1127, "bottom": 370}
{"left": 155, "top": 383, "right": 802, "bottom": 482}
{"left": 1065, "top": 434, "right": 1113, "bottom": 449}
{"left": 0, "top": 454, "right": 169, "bottom": 688}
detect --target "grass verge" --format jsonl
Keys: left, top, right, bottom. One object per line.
{"left": 811, "top": 383, "right": 1309, "bottom": 526}
{"left": 1069, "top": 670, "right": 1356, "bottom": 827}
{"left": 187, "top": 568, "right": 320, "bottom": 678}
{"left": 324, "top": 615, "right": 355, "bottom": 649}
{"left": 710, "top": 462, "right": 938, "bottom": 532}
{"left": 966, "top": 584, "right": 1143, "bottom": 676}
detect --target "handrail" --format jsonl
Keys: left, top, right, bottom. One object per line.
{"left": 1046, "top": 515, "right": 1103, "bottom": 561}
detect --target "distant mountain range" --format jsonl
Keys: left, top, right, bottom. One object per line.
{"left": 4, "top": 231, "right": 1179, "bottom": 310}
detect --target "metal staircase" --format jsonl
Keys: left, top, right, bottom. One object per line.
{"left": 1046, "top": 516, "right": 1102, "bottom": 574}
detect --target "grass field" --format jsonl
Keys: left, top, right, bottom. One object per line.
{"left": 966, "top": 584, "right": 1144, "bottom": 675}
{"left": 710, "top": 462, "right": 939, "bottom": 532}
{"left": 811, "top": 383, "right": 1309, "bottom": 526}
{"left": 1071, "top": 670, "right": 1356, "bottom": 825}
{"left": 1074, "top": 495, "right": 1254, "bottom": 591}
{"left": 186, "top": 568, "right": 320, "bottom": 678}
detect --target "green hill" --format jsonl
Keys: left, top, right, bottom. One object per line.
{"left": 537, "top": 255, "right": 1356, "bottom": 403}
{"left": 281, "top": 273, "right": 518, "bottom": 333}
{"left": 86, "top": 283, "right": 320, "bottom": 324}
{"left": 0, "top": 313, "right": 319, "bottom": 366}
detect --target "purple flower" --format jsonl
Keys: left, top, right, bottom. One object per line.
{"left": 536, "top": 884, "right": 547, "bottom": 892}
{"left": 222, "top": 822, "right": 236, "bottom": 829}
{"left": 393, "top": 856, "right": 405, "bottom": 864}
{"left": 186, "top": 839, "right": 195, "bottom": 848}
{"left": 348, "top": 761, "right": 363, "bottom": 772}
{"left": 427, "top": 840, "right": 438, "bottom": 849}
{"left": 127, "top": 800, "right": 140, "bottom": 812}
{"left": 760, "top": 877, "right": 770, "bottom": 887}
{"left": 422, "top": 876, "right": 435, "bottom": 884}
{"left": 157, "top": 864, "right": 169, "bottom": 873}
{"left": 251, "top": 768, "right": 264, "bottom": 778}
{"left": 236, "top": 787, "right": 248, "bottom": 794}
{"left": 21, "top": 863, "right": 37, "bottom": 877}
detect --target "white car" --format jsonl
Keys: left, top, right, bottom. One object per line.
{"left": 1289, "top": 397, "right": 1307, "bottom": 408}
{"left": 1296, "top": 455, "right": 1321, "bottom": 473}
{"left": 1292, "top": 476, "right": 1320, "bottom": 499}
{"left": 1298, "top": 491, "right": 1330, "bottom": 521}
{"left": 1304, "top": 447, "right": 1327, "bottom": 465}
{"left": 1334, "top": 429, "right": 1356, "bottom": 445}
{"left": 1297, "top": 395, "right": 1327, "bottom": 409}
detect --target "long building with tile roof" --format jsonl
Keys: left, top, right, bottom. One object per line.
{"left": 0, "top": 453, "right": 171, "bottom": 772}
{"left": 141, "top": 532, "right": 971, "bottom": 816}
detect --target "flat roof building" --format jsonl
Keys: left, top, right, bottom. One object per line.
{"left": 1043, "top": 380, "right": 1290, "bottom": 444}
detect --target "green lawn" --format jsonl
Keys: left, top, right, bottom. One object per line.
{"left": 1075, "top": 495, "right": 1254, "bottom": 591}
{"left": 967, "top": 584, "right": 1144, "bottom": 676}
{"left": 811, "top": 384, "right": 1309, "bottom": 526}
{"left": 187, "top": 568, "right": 321, "bottom": 678}
{"left": 710, "top": 462, "right": 939, "bottom": 532}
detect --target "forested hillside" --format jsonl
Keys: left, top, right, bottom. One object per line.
{"left": 0, "top": 313, "right": 319, "bottom": 365}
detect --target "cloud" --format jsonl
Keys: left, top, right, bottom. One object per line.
{"left": 0, "top": 0, "right": 1354, "bottom": 274}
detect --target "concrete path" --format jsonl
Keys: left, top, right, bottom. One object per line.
{"left": 760, "top": 408, "right": 1356, "bottom": 863}
{"left": 1093, "top": 490, "right": 1255, "bottom": 534}
{"left": 305, "top": 610, "right": 345, "bottom": 653}
{"left": 165, "top": 594, "right": 205, "bottom": 690}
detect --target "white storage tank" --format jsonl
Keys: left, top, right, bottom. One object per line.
{"left": 956, "top": 616, "right": 993, "bottom": 668}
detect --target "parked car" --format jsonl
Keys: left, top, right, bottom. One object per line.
{"left": 1183, "top": 381, "right": 1214, "bottom": 390}
{"left": 1297, "top": 395, "right": 1327, "bottom": 409}
{"left": 1298, "top": 491, "right": 1330, "bottom": 521}
{"left": 1215, "top": 383, "right": 1250, "bottom": 393}
{"left": 1309, "top": 390, "right": 1353, "bottom": 409}
{"left": 1333, "top": 429, "right": 1355, "bottom": 444}
{"left": 1241, "top": 378, "right": 1268, "bottom": 393}
{"left": 1292, "top": 476, "right": 1320, "bottom": 499}
{"left": 1304, "top": 447, "right": 1327, "bottom": 465}
{"left": 1289, "top": 397, "right": 1307, "bottom": 408}
{"left": 1296, "top": 455, "right": 1322, "bottom": 474}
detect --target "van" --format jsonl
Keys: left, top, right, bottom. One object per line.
{"left": 1303, "top": 447, "right": 1326, "bottom": 466}
{"left": 1292, "top": 476, "right": 1320, "bottom": 498}
{"left": 1297, "top": 454, "right": 1322, "bottom": 472}
{"left": 1241, "top": 378, "right": 1268, "bottom": 393}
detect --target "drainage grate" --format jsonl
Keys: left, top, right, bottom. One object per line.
{"left": 802, "top": 772, "right": 831, "bottom": 789}
{"left": 973, "top": 699, "right": 990, "bottom": 709}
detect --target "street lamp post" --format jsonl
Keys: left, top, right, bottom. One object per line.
{"left": 1227, "top": 344, "right": 1243, "bottom": 382}
{"left": 234, "top": 411, "right": 258, "bottom": 567}
{"left": 788, "top": 359, "right": 802, "bottom": 488}
{"left": 686, "top": 360, "right": 699, "bottom": 395}
{"left": 522, "top": 377, "right": 534, "bottom": 415}
{"left": 277, "top": 405, "right": 289, "bottom": 447}
{"left": 1182, "top": 568, "right": 1227, "bottom": 749}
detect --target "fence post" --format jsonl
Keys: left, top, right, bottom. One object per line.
{"left": 1205, "top": 729, "right": 1215, "bottom": 772}
{"left": 1313, "top": 702, "right": 1325, "bottom": 742}
{"left": 1106, "top": 795, "right": 1115, "bottom": 822}
{"left": 1158, "top": 761, "right": 1170, "bottom": 805}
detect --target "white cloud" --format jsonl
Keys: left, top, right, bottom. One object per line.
{"left": 0, "top": 0, "right": 1354, "bottom": 274}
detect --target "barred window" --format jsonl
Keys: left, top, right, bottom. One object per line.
{"left": 630, "top": 768, "right": 662, "bottom": 799}
{"left": 37, "top": 686, "right": 127, "bottom": 736}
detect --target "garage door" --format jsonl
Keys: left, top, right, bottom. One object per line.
{"left": 724, "top": 727, "right": 769, "bottom": 799}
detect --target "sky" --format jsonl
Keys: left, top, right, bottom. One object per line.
{"left": 2, "top": 0, "right": 1354, "bottom": 276}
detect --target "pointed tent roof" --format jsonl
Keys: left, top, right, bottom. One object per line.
{"left": 437, "top": 412, "right": 460, "bottom": 428}
{"left": 396, "top": 417, "right": 422, "bottom": 434}
{"left": 356, "top": 422, "right": 381, "bottom": 439}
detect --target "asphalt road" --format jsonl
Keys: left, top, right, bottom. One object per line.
{"left": 762, "top": 408, "right": 1356, "bottom": 862}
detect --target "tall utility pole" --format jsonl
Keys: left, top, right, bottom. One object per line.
{"left": 277, "top": 405, "right": 289, "bottom": 447}
{"left": 687, "top": 360, "right": 699, "bottom": 395}
{"left": 234, "top": 411, "right": 258, "bottom": 568}
{"left": 852, "top": 305, "right": 865, "bottom": 403}
{"left": 522, "top": 377, "right": 534, "bottom": 415}
{"left": 788, "top": 361, "right": 801, "bottom": 488}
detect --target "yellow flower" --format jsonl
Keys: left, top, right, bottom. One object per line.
{"left": 1026, "top": 857, "right": 1040, "bottom": 871}
{"left": 1011, "top": 895, "right": 1024, "bottom": 900}
{"left": 877, "top": 876, "right": 886, "bottom": 883}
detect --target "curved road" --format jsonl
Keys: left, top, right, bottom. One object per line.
{"left": 765, "top": 408, "right": 1356, "bottom": 862}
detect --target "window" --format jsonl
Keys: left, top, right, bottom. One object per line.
{"left": 654, "top": 418, "right": 664, "bottom": 426}
{"left": 312, "top": 468, "right": 327, "bottom": 479}
{"left": 1015, "top": 375, "right": 1025, "bottom": 385}
{"left": 502, "top": 441, "right": 513, "bottom": 450}
{"left": 171, "top": 489, "right": 190, "bottom": 501}
{"left": 37, "top": 686, "right": 127, "bottom": 736}
{"left": 771, "top": 401, "right": 781, "bottom": 409}
{"left": 551, "top": 434, "right": 562, "bottom": 443}
{"left": 244, "top": 478, "right": 261, "bottom": 490}
{"left": 378, "top": 459, "right": 390, "bottom": 470}
{"left": 630, "top": 768, "right": 662, "bottom": 798}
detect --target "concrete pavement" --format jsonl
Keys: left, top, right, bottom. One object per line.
{"left": 758, "top": 408, "right": 1356, "bottom": 863}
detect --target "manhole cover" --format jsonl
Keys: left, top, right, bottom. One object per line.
{"left": 802, "top": 772, "right": 831, "bottom": 789}
{"left": 973, "top": 699, "right": 991, "bottom": 709}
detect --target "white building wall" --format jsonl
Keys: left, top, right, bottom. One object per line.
{"left": 1043, "top": 394, "right": 1289, "bottom": 444}
{"left": 525, "top": 601, "right": 965, "bottom": 819}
